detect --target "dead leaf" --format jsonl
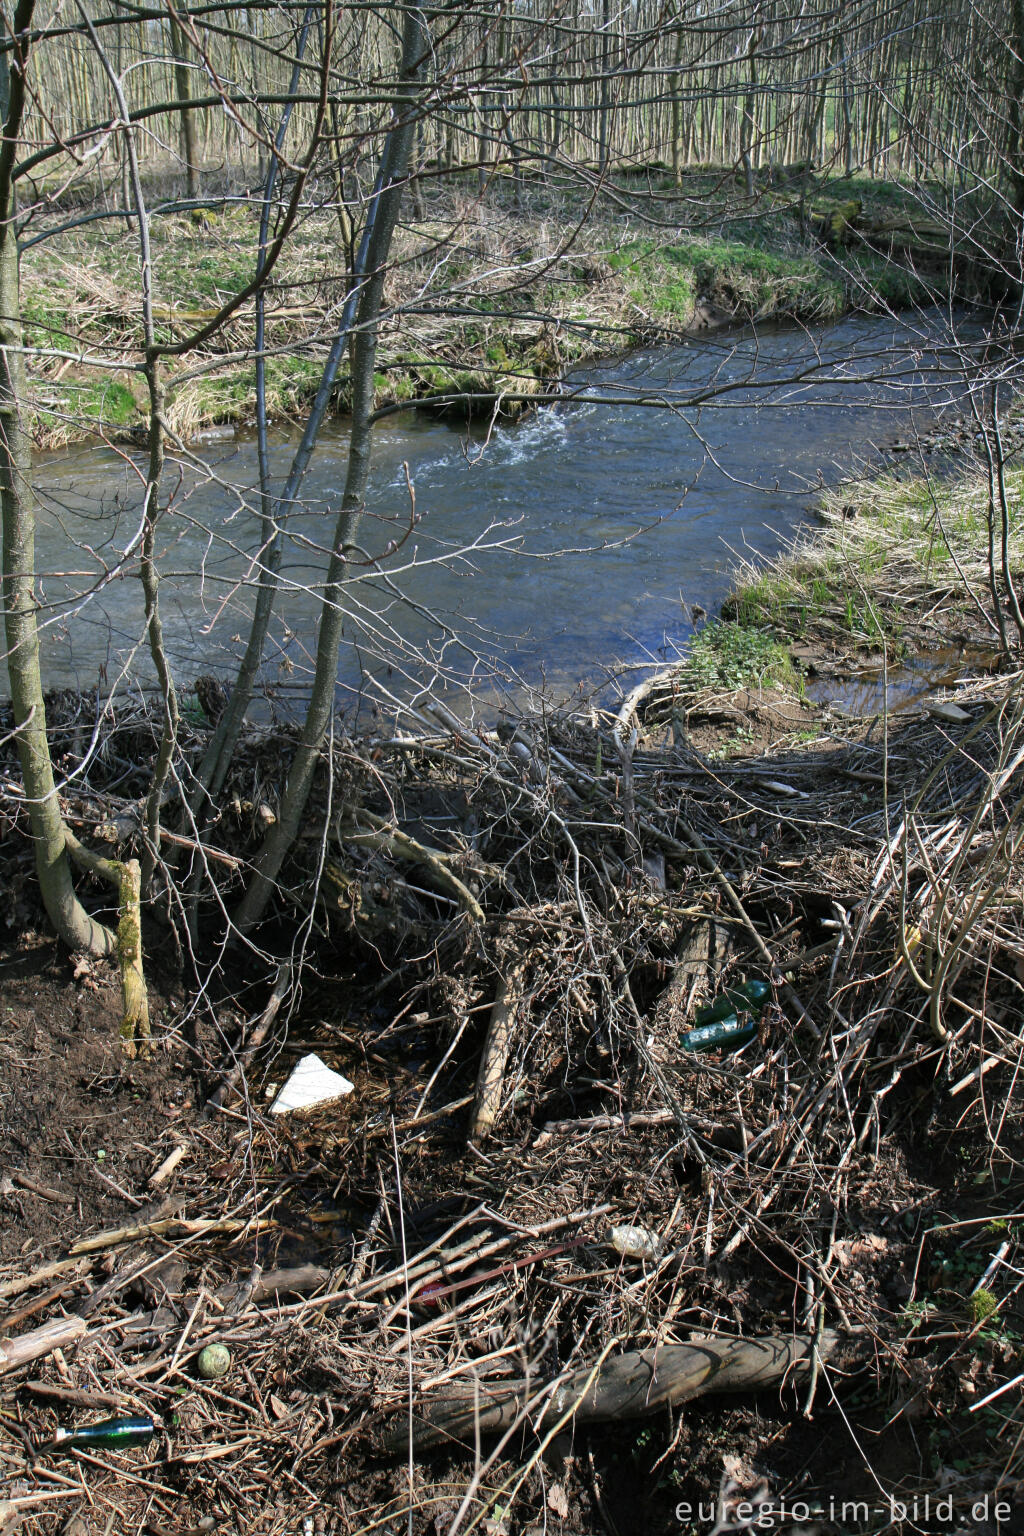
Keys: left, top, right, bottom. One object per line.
{"left": 834, "top": 1233, "right": 888, "bottom": 1268}
{"left": 547, "top": 1483, "right": 569, "bottom": 1520}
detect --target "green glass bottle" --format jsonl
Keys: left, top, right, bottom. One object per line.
{"left": 680, "top": 1014, "right": 757, "bottom": 1053}
{"left": 49, "top": 1416, "right": 155, "bottom": 1453}
{"left": 693, "top": 979, "right": 770, "bottom": 1028}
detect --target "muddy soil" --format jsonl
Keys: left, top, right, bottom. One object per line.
{"left": 0, "top": 938, "right": 196, "bottom": 1262}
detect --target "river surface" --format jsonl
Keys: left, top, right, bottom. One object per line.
{"left": 25, "top": 308, "right": 980, "bottom": 716}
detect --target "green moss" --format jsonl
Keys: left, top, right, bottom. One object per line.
{"left": 968, "top": 1288, "right": 999, "bottom": 1324}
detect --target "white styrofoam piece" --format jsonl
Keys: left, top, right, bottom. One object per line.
{"left": 926, "top": 700, "right": 971, "bottom": 723}
{"left": 270, "top": 1053, "right": 354, "bottom": 1114}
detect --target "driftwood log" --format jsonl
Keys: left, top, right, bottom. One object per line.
{"left": 384, "top": 1329, "right": 837, "bottom": 1451}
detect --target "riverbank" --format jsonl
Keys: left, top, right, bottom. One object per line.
{"left": 630, "top": 427, "right": 1022, "bottom": 758}
{"left": 1, "top": 622, "right": 1021, "bottom": 1532}
{"left": 23, "top": 167, "right": 971, "bottom": 449}
{"left": 4, "top": 250, "right": 1022, "bottom": 1530}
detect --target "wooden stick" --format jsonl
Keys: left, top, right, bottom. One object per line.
{"left": 415, "top": 1237, "right": 589, "bottom": 1305}
{"left": 70, "top": 1215, "right": 249, "bottom": 1256}
{"left": 149, "top": 1144, "right": 188, "bottom": 1186}
{"left": 0, "top": 1258, "right": 89, "bottom": 1303}
{"left": 534, "top": 1109, "right": 676, "bottom": 1147}
{"left": 337, "top": 810, "right": 485, "bottom": 922}
{"left": 206, "top": 962, "right": 292, "bottom": 1112}
{"left": 0, "top": 1315, "right": 86, "bottom": 1377}
{"left": 25, "top": 1380, "right": 125, "bottom": 1411}
{"left": 470, "top": 970, "right": 522, "bottom": 1141}
{"left": 0, "top": 1282, "right": 76, "bottom": 1334}
{"left": 10, "top": 1173, "right": 73, "bottom": 1205}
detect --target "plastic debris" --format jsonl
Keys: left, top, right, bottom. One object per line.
{"left": 197, "top": 1343, "right": 232, "bottom": 1379}
{"left": 926, "top": 700, "right": 971, "bottom": 723}
{"left": 609, "top": 1224, "right": 661, "bottom": 1261}
{"left": 270, "top": 1053, "right": 354, "bottom": 1115}
{"left": 49, "top": 1415, "right": 154, "bottom": 1453}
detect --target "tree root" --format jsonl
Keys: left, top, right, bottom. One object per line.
{"left": 65, "top": 830, "right": 151, "bottom": 1058}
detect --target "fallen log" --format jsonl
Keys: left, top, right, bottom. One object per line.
{"left": 383, "top": 1329, "right": 837, "bottom": 1450}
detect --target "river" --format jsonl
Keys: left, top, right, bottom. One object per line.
{"left": 26, "top": 307, "right": 979, "bottom": 716}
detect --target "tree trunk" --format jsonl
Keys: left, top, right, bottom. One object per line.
{"left": 170, "top": 14, "right": 199, "bottom": 202}
{"left": 739, "top": 29, "right": 760, "bottom": 198}
{"left": 235, "top": 0, "right": 427, "bottom": 932}
{"left": 838, "top": 50, "right": 854, "bottom": 177}
{"left": 598, "top": 0, "right": 611, "bottom": 172}
{"left": 670, "top": 9, "right": 685, "bottom": 187}
{"left": 0, "top": 0, "right": 113, "bottom": 958}
{"left": 1008, "top": 0, "right": 1024, "bottom": 215}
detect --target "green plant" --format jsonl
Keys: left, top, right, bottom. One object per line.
{"left": 900, "top": 1297, "right": 938, "bottom": 1328}
{"left": 681, "top": 620, "right": 798, "bottom": 692}
{"left": 180, "top": 693, "right": 207, "bottom": 728}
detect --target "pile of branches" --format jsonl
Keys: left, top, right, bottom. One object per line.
{"left": 1, "top": 669, "right": 1022, "bottom": 1530}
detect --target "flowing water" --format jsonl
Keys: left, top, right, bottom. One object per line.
{"left": 23, "top": 308, "right": 981, "bottom": 716}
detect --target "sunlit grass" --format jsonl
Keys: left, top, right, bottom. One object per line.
{"left": 727, "top": 459, "right": 1022, "bottom": 648}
